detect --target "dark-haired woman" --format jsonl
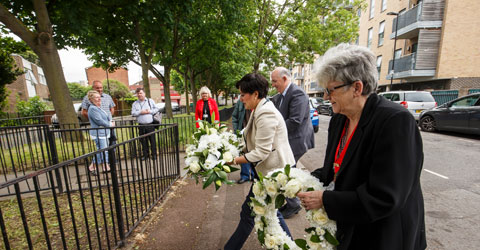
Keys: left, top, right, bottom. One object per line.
{"left": 224, "top": 73, "right": 295, "bottom": 250}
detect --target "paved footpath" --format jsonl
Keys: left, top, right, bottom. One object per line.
{"left": 123, "top": 150, "right": 324, "bottom": 250}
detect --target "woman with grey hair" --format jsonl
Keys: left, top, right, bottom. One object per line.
{"left": 297, "top": 43, "right": 426, "bottom": 249}
{"left": 195, "top": 86, "right": 219, "bottom": 128}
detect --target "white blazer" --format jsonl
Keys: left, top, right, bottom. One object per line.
{"left": 243, "top": 98, "right": 295, "bottom": 175}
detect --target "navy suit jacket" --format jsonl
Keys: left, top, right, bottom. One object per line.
{"left": 312, "top": 94, "right": 426, "bottom": 250}
{"left": 272, "top": 83, "right": 314, "bottom": 158}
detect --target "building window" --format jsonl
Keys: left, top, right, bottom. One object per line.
{"left": 367, "top": 28, "right": 373, "bottom": 49}
{"left": 381, "top": 0, "right": 387, "bottom": 12}
{"left": 394, "top": 49, "right": 402, "bottom": 59}
{"left": 376, "top": 56, "right": 382, "bottom": 79}
{"left": 378, "top": 21, "right": 385, "bottom": 46}
{"left": 37, "top": 68, "right": 47, "bottom": 85}
{"left": 369, "top": 0, "right": 375, "bottom": 19}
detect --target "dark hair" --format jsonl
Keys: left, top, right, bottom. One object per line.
{"left": 235, "top": 73, "right": 269, "bottom": 99}
{"left": 135, "top": 88, "right": 144, "bottom": 94}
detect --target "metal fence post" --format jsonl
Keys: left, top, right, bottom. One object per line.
{"left": 109, "top": 142, "right": 125, "bottom": 247}
{"left": 46, "top": 126, "right": 63, "bottom": 193}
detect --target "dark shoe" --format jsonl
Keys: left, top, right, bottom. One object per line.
{"left": 89, "top": 170, "right": 98, "bottom": 176}
{"left": 237, "top": 179, "right": 248, "bottom": 184}
{"left": 281, "top": 205, "right": 302, "bottom": 219}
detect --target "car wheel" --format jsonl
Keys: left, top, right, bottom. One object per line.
{"left": 313, "top": 125, "right": 319, "bottom": 133}
{"left": 419, "top": 116, "right": 436, "bottom": 132}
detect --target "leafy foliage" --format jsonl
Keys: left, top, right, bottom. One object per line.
{"left": 101, "top": 79, "right": 133, "bottom": 99}
{"left": 16, "top": 96, "right": 49, "bottom": 117}
{"left": 67, "top": 82, "right": 91, "bottom": 100}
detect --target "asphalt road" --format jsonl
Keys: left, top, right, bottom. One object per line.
{"left": 300, "top": 115, "right": 480, "bottom": 250}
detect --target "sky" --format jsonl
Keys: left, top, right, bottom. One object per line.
{"left": 58, "top": 47, "right": 152, "bottom": 85}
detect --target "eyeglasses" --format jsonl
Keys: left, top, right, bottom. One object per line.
{"left": 324, "top": 81, "right": 356, "bottom": 96}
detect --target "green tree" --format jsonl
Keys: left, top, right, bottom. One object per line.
{"left": 102, "top": 79, "right": 132, "bottom": 99}
{"left": 0, "top": 0, "right": 79, "bottom": 128}
{"left": 16, "top": 95, "right": 48, "bottom": 117}
{"left": 247, "top": 0, "right": 363, "bottom": 71}
{"left": 67, "top": 82, "right": 90, "bottom": 100}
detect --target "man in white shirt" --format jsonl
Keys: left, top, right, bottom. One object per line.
{"left": 131, "top": 88, "right": 159, "bottom": 160}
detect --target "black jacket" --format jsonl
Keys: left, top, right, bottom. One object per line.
{"left": 312, "top": 94, "right": 427, "bottom": 250}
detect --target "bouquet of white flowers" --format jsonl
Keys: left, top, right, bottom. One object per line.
{"left": 250, "top": 165, "right": 338, "bottom": 250}
{"left": 184, "top": 120, "right": 242, "bottom": 190}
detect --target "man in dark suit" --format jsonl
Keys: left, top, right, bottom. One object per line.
{"left": 271, "top": 67, "right": 315, "bottom": 218}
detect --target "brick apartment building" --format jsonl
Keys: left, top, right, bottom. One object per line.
{"left": 6, "top": 54, "right": 50, "bottom": 112}
{"left": 85, "top": 65, "right": 129, "bottom": 86}
{"left": 358, "top": 0, "right": 480, "bottom": 92}
{"left": 292, "top": 0, "right": 480, "bottom": 97}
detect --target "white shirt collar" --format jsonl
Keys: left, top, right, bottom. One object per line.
{"left": 281, "top": 83, "right": 292, "bottom": 96}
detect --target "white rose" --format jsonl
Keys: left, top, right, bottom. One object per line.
{"left": 210, "top": 128, "right": 218, "bottom": 135}
{"left": 254, "top": 216, "right": 264, "bottom": 232}
{"left": 264, "top": 234, "right": 279, "bottom": 249}
{"left": 223, "top": 151, "right": 233, "bottom": 163}
{"left": 252, "top": 182, "right": 266, "bottom": 198}
{"left": 252, "top": 204, "right": 266, "bottom": 215}
{"left": 312, "top": 209, "right": 329, "bottom": 225}
{"left": 275, "top": 173, "right": 288, "bottom": 187}
{"left": 189, "top": 162, "right": 201, "bottom": 173}
{"left": 284, "top": 179, "right": 302, "bottom": 198}
{"left": 264, "top": 179, "right": 277, "bottom": 197}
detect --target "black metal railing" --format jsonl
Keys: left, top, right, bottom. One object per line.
{"left": 0, "top": 125, "right": 180, "bottom": 249}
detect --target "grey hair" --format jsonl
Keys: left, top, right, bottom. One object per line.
{"left": 314, "top": 43, "right": 378, "bottom": 95}
{"left": 199, "top": 86, "right": 212, "bottom": 98}
{"left": 87, "top": 90, "right": 100, "bottom": 102}
{"left": 272, "top": 67, "right": 291, "bottom": 79}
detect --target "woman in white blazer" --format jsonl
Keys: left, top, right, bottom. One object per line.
{"left": 224, "top": 73, "right": 295, "bottom": 250}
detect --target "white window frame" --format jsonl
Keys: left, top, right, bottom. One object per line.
{"left": 378, "top": 21, "right": 385, "bottom": 46}
{"left": 394, "top": 49, "right": 402, "bottom": 59}
{"left": 367, "top": 28, "right": 373, "bottom": 49}
{"left": 376, "top": 56, "right": 382, "bottom": 79}
{"left": 369, "top": 0, "right": 375, "bottom": 19}
{"left": 381, "top": 0, "right": 387, "bottom": 12}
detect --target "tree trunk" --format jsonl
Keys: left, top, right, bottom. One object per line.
{"left": 163, "top": 66, "right": 173, "bottom": 118}
{"left": 183, "top": 69, "right": 190, "bottom": 114}
{"left": 189, "top": 68, "right": 197, "bottom": 110}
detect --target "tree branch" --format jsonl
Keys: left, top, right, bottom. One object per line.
{"left": 0, "top": 3, "right": 36, "bottom": 49}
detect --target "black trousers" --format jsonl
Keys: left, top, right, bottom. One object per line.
{"left": 138, "top": 124, "right": 156, "bottom": 157}
{"left": 224, "top": 185, "right": 291, "bottom": 250}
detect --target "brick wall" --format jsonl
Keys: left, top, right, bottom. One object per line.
{"left": 85, "top": 66, "right": 129, "bottom": 86}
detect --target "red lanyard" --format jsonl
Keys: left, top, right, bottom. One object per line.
{"left": 333, "top": 120, "right": 357, "bottom": 175}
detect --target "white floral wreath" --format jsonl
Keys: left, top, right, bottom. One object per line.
{"left": 249, "top": 165, "right": 339, "bottom": 250}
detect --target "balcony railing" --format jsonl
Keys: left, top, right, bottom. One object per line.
{"left": 387, "top": 53, "right": 436, "bottom": 80}
{"left": 391, "top": 0, "right": 444, "bottom": 39}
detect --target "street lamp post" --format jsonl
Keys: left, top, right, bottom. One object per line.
{"left": 387, "top": 11, "right": 399, "bottom": 91}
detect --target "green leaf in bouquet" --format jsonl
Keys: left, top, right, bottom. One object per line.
{"left": 249, "top": 197, "right": 264, "bottom": 207}
{"left": 223, "top": 179, "right": 235, "bottom": 185}
{"left": 324, "top": 229, "right": 339, "bottom": 246}
{"left": 307, "top": 187, "right": 314, "bottom": 192}
{"left": 228, "top": 165, "right": 239, "bottom": 172}
{"left": 265, "top": 195, "right": 272, "bottom": 204}
{"left": 215, "top": 170, "right": 228, "bottom": 180}
{"left": 275, "top": 194, "right": 285, "bottom": 209}
{"left": 284, "top": 164, "right": 291, "bottom": 177}
{"left": 211, "top": 112, "right": 216, "bottom": 124}
{"left": 202, "top": 172, "right": 216, "bottom": 189}
{"left": 310, "top": 234, "right": 321, "bottom": 243}
{"left": 261, "top": 216, "right": 267, "bottom": 226}
{"left": 294, "top": 239, "right": 308, "bottom": 250}
{"left": 203, "top": 149, "right": 209, "bottom": 157}
{"left": 194, "top": 151, "right": 203, "bottom": 157}
{"left": 257, "top": 229, "right": 265, "bottom": 244}
{"left": 305, "top": 227, "right": 316, "bottom": 234}
{"left": 283, "top": 243, "right": 290, "bottom": 250}
{"left": 257, "top": 171, "right": 264, "bottom": 183}
{"left": 270, "top": 171, "right": 281, "bottom": 178}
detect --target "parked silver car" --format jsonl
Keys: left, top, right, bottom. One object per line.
{"left": 378, "top": 91, "right": 437, "bottom": 120}
{"left": 51, "top": 103, "right": 88, "bottom": 125}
